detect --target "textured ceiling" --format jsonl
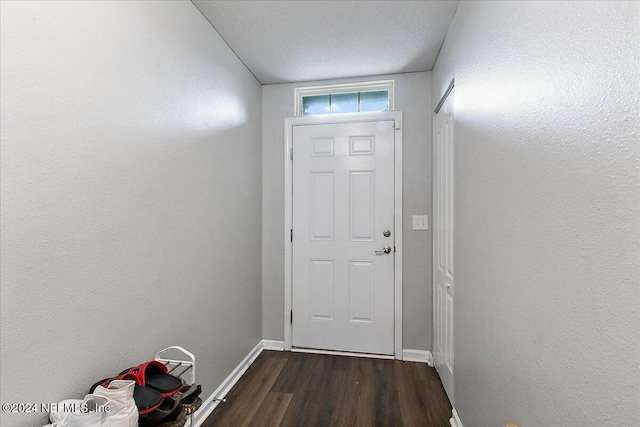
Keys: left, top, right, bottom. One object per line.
{"left": 192, "top": 1, "right": 459, "bottom": 84}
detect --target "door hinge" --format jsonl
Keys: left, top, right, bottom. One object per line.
{"left": 290, "top": 310, "right": 293, "bottom": 324}
{"left": 394, "top": 246, "right": 397, "bottom": 252}
{"left": 395, "top": 119, "right": 402, "bottom": 130}
{"left": 290, "top": 229, "right": 293, "bottom": 242}
{"left": 290, "top": 148, "right": 293, "bottom": 160}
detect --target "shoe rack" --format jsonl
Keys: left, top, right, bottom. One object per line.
{"left": 155, "top": 346, "right": 196, "bottom": 427}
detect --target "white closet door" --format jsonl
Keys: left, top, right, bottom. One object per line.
{"left": 434, "top": 87, "right": 455, "bottom": 403}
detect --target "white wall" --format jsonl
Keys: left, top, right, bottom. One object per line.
{"left": 261, "top": 72, "right": 433, "bottom": 350}
{"left": 432, "top": 1, "right": 640, "bottom": 425}
{"left": 0, "top": 2, "right": 262, "bottom": 426}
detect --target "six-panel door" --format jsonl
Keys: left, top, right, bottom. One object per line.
{"left": 292, "top": 120, "right": 395, "bottom": 355}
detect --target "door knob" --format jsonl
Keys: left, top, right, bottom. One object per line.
{"left": 375, "top": 245, "right": 392, "bottom": 255}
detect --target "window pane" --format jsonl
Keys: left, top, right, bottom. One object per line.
{"left": 302, "top": 95, "right": 330, "bottom": 115}
{"left": 359, "top": 90, "right": 389, "bottom": 112}
{"left": 330, "top": 93, "right": 358, "bottom": 114}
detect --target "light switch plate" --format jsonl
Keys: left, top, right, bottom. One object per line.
{"left": 412, "top": 215, "right": 428, "bottom": 231}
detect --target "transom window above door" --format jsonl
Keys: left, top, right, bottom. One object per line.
{"left": 294, "top": 80, "right": 394, "bottom": 116}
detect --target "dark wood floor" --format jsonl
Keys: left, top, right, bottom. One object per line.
{"left": 202, "top": 350, "right": 452, "bottom": 427}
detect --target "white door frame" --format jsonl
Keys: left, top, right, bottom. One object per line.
{"left": 284, "top": 111, "right": 403, "bottom": 360}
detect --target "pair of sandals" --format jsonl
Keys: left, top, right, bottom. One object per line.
{"left": 90, "top": 361, "right": 202, "bottom": 427}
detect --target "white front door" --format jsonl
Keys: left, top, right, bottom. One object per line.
{"left": 292, "top": 119, "right": 395, "bottom": 355}
{"left": 434, "top": 87, "right": 455, "bottom": 402}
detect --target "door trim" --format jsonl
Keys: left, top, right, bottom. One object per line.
{"left": 283, "top": 111, "right": 403, "bottom": 360}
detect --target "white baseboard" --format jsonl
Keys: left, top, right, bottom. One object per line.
{"left": 262, "top": 339, "right": 285, "bottom": 351}
{"left": 449, "top": 408, "right": 463, "bottom": 427}
{"left": 188, "top": 340, "right": 264, "bottom": 427}
{"left": 402, "top": 349, "right": 434, "bottom": 366}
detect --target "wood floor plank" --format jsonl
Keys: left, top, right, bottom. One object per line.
{"left": 262, "top": 350, "right": 290, "bottom": 359}
{"left": 421, "top": 364, "right": 453, "bottom": 424}
{"left": 201, "top": 354, "right": 274, "bottom": 427}
{"left": 269, "top": 351, "right": 307, "bottom": 394}
{"left": 204, "top": 356, "right": 287, "bottom": 427}
{"left": 279, "top": 353, "right": 334, "bottom": 427}
{"left": 395, "top": 360, "right": 431, "bottom": 427}
{"left": 373, "top": 358, "right": 402, "bottom": 426}
{"left": 324, "top": 356, "right": 353, "bottom": 427}
{"left": 408, "top": 362, "right": 438, "bottom": 426}
{"left": 340, "top": 357, "right": 375, "bottom": 427}
{"left": 203, "top": 351, "right": 452, "bottom": 427}
{"left": 246, "top": 392, "right": 293, "bottom": 427}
